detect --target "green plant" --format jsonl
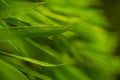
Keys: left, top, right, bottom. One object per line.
{"left": 0, "top": 0, "right": 119, "bottom": 80}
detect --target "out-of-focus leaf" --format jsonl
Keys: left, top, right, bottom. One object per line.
{"left": 0, "top": 59, "right": 29, "bottom": 80}
{"left": 12, "top": 64, "right": 52, "bottom": 80}
{"left": 0, "top": 51, "right": 62, "bottom": 67}
{"left": 0, "top": 0, "right": 45, "bottom": 18}
{"left": 54, "top": 66, "right": 91, "bottom": 80}
{"left": 0, "top": 26, "right": 71, "bottom": 41}
{"left": 26, "top": 39, "right": 60, "bottom": 59}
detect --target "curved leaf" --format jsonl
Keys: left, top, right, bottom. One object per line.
{"left": 0, "top": 51, "right": 62, "bottom": 67}
{"left": 0, "top": 59, "right": 29, "bottom": 80}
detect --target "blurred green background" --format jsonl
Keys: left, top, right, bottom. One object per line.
{"left": 0, "top": 0, "right": 120, "bottom": 80}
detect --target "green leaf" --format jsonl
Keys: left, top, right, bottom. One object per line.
{"left": 13, "top": 64, "right": 52, "bottom": 80}
{"left": 0, "top": 59, "right": 29, "bottom": 80}
{"left": 0, "top": 51, "right": 62, "bottom": 67}
{"left": 54, "top": 66, "right": 91, "bottom": 80}
{"left": 0, "top": 0, "right": 45, "bottom": 18}
{"left": 0, "top": 26, "right": 71, "bottom": 41}
{"left": 26, "top": 39, "right": 60, "bottom": 59}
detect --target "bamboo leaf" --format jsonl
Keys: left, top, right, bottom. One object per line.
{"left": 0, "top": 59, "right": 29, "bottom": 80}
{"left": 0, "top": 0, "right": 45, "bottom": 18}
{"left": 13, "top": 64, "right": 52, "bottom": 80}
{"left": 0, "top": 51, "right": 62, "bottom": 67}
{"left": 0, "top": 26, "right": 71, "bottom": 41}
